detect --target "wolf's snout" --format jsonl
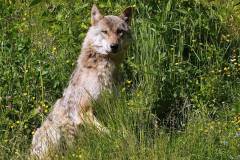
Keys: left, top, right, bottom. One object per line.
{"left": 110, "top": 43, "right": 119, "bottom": 53}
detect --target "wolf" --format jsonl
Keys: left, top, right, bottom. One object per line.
{"left": 30, "top": 4, "right": 133, "bottom": 159}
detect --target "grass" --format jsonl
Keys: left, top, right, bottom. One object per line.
{"left": 0, "top": 0, "right": 240, "bottom": 159}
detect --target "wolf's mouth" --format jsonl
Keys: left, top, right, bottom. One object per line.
{"left": 111, "top": 49, "right": 118, "bottom": 54}
{"left": 93, "top": 45, "right": 118, "bottom": 55}
{"left": 106, "top": 49, "right": 118, "bottom": 55}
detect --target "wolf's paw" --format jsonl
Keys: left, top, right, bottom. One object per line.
{"left": 99, "top": 126, "right": 110, "bottom": 135}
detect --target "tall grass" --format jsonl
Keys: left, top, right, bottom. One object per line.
{"left": 0, "top": 0, "right": 240, "bottom": 159}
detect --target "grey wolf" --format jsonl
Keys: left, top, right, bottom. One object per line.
{"left": 30, "top": 4, "right": 133, "bottom": 159}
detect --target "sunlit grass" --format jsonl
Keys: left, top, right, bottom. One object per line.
{"left": 0, "top": 0, "right": 240, "bottom": 159}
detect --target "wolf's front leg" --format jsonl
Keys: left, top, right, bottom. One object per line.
{"left": 91, "top": 114, "right": 110, "bottom": 134}
{"left": 84, "top": 108, "right": 110, "bottom": 134}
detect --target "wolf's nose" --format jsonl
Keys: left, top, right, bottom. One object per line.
{"left": 110, "top": 44, "right": 119, "bottom": 51}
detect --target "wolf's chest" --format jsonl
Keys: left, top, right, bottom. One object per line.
{"left": 96, "top": 60, "right": 115, "bottom": 90}
{"left": 79, "top": 64, "right": 115, "bottom": 101}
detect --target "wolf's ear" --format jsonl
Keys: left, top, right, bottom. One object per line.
{"left": 120, "top": 7, "right": 134, "bottom": 25}
{"left": 91, "top": 4, "right": 103, "bottom": 25}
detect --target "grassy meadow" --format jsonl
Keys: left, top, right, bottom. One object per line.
{"left": 1, "top": 0, "right": 240, "bottom": 159}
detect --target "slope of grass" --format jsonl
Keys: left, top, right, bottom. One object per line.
{"left": 0, "top": 0, "right": 240, "bottom": 159}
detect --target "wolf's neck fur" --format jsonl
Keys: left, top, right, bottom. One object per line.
{"left": 80, "top": 43, "right": 116, "bottom": 88}
{"left": 60, "top": 39, "right": 121, "bottom": 107}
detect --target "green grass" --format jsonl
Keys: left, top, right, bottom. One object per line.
{"left": 1, "top": 0, "right": 240, "bottom": 159}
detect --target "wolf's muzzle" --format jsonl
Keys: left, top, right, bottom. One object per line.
{"left": 110, "top": 43, "right": 119, "bottom": 53}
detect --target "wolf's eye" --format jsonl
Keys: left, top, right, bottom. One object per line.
{"left": 117, "top": 29, "right": 124, "bottom": 35}
{"left": 101, "top": 30, "right": 108, "bottom": 34}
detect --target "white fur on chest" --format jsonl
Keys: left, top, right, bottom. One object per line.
{"left": 62, "top": 60, "right": 115, "bottom": 104}
{"left": 97, "top": 60, "right": 115, "bottom": 90}
{"left": 81, "top": 70, "right": 102, "bottom": 100}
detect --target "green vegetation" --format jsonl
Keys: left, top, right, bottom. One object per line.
{"left": 1, "top": 0, "right": 240, "bottom": 159}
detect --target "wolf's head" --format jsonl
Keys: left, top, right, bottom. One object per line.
{"left": 84, "top": 5, "right": 133, "bottom": 55}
